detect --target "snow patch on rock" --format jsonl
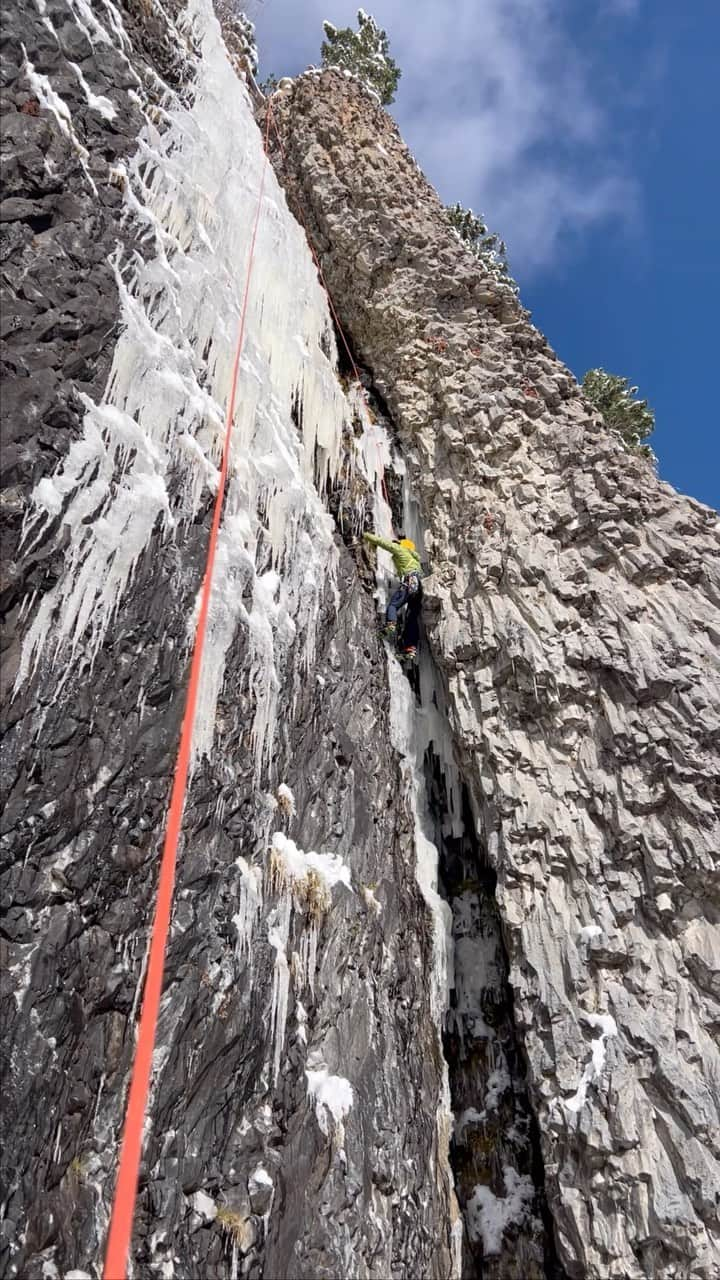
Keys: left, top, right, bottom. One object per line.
{"left": 466, "top": 1167, "right": 535, "bottom": 1254}
{"left": 564, "top": 1012, "right": 618, "bottom": 1113}
{"left": 306, "top": 1067, "right": 354, "bottom": 1136}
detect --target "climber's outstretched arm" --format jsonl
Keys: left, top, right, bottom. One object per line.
{"left": 363, "top": 532, "right": 397, "bottom": 555}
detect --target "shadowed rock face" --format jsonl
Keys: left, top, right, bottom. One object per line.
{"left": 270, "top": 70, "right": 720, "bottom": 1280}
{"left": 2, "top": 6, "right": 460, "bottom": 1278}
{"left": 0, "top": 0, "right": 189, "bottom": 671}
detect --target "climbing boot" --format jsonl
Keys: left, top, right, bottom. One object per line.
{"left": 383, "top": 622, "right": 397, "bottom": 640}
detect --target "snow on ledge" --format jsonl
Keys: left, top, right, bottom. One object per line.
{"left": 270, "top": 831, "right": 351, "bottom": 891}
{"left": 306, "top": 1067, "right": 354, "bottom": 1136}
{"left": 277, "top": 783, "right": 296, "bottom": 817}
{"left": 563, "top": 1012, "right": 618, "bottom": 1113}
{"left": 578, "top": 924, "right": 603, "bottom": 944}
{"left": 466, "top": 1167, "right": 535, "bottom": 1254}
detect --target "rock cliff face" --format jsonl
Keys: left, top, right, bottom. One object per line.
{"left": 1, "top": 5, "right": 460, "bottom": 1277}
{"left": 1, "top": 5, "right": 719, "bottom": 1280}
{"left": 271, "top": 72, "right": 720, "bottom": 1279}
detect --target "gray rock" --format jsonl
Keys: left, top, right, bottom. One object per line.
{"left": 2, "top": 9, "right": 719, "bottom": 1280}
{"left": 271, "top": 67, "right": 720, "bottom": 1280}
{"left": 1, "top": 9, "right": 458, "bottom": 1280}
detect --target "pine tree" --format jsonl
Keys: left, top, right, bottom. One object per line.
{"left": 321, "top": 10, "right": 401, "bottom": 105}
{"left": 445, "top": 202, "right": 518, "bottom": 295}
{"left": 582, "top": 369, "right": 656, "bottom": 461}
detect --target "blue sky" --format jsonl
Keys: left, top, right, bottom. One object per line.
{"left": 251, "top": 0, "right": 719, "bottom": 509}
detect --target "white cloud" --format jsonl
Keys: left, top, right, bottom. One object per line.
{"left": 253, "top": 0, "right": 645, "bottom": 275}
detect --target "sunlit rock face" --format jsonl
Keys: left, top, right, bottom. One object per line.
{"left": 271, "top": 69, "right": 720, "bottom": 1280}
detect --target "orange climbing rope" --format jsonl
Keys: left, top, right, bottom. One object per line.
{"left": 102, "top": 109, "right": 272, "bottom": 1280}
{"left": 104, "top": 94, "right": 396, "bottom": 1276}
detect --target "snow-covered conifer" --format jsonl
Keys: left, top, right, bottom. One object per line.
{"left": 582, "top": 369, "right": 656, "bottom": 460}
{"left": 321, "top": 11, "right": 401, "bottom": 105}
{"left": 445, "top": 202, "right": 518, "bottom": 296}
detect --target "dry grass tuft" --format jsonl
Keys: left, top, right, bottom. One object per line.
{"left": 216, "top": 1205, "right": 249, "bottom": 1245}
{"left": 293, "top": 869, "right": 331, "bottom": 922}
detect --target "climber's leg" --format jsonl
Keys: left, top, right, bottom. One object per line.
{"left": 386, "top": 584, "right": 408, "bottom": 626}
{"left": 401, "top": 593, "right": 421, "bottom": 654}
{"left": 402, "top": 607, "right": 419, "bottom": 650}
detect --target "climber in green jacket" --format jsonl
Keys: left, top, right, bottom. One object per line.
{"left": 363, "top": 532, "right": 423, "bottom": 654}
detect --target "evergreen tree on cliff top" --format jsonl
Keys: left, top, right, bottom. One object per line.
{"left": 582, "top": 368, "right": 656, "bottom": 461}
{"left": 446, "top": 202, "right": 518, "bottom": 296}
{"left": 321, "top": 10, "right": 401, "bottom": 105}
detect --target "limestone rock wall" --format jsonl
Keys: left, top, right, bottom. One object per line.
{"left": 270, "top": 70, "right": 720, "bottom": 1280}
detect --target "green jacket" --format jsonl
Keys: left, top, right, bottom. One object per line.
{"left": 364, "top": 533, "right": 422, "bottom": 578}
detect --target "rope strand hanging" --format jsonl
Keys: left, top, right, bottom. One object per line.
{"left": 104, "top": 95, "right": 393, "bottom": 1278}
{"left": 103, "top": 106, "right": 273, "bottom": 1280}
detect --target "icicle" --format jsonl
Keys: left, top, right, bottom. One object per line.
{"left": 267, "top": 898, "right": 292, "bottom": 1084}
{"left": 97, "top": 0, "right": 134, "bottom": 53}
{"left": 265, "top": 833, "right": 351, "bottom": 1076}
{"left": 15, "top": 0, "right": 350, "bottom": 785}
{"left": 21, "top": 48, "right": 97, "bottom": 194}
{"left": 68, "top": 60, "right": 117, "bottom": 120}
{"left": 298, "top": 923, "right": 319, "bottom": 997}
{"left": 66, "top": 0, "right": 113, "bottom": 48}
{"left": 351, "top": 384, "right": 394, "bottom": 539}
{"left": 233, "top": 857, "right": 263, "bottom": 960}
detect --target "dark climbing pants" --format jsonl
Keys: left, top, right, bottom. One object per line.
{"left": 386, "top": 584, "right": 410, "bottom": 626}
{"left": 387, "top": 583, "right": 422, "bottom": 648}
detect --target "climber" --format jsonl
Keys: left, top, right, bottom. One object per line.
{"left": 363, "top": 531, "right": 423, "bottom": 657}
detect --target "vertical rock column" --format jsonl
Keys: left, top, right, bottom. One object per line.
{"left": 269, "top": 68, "right": 720, "bottom": 1280}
